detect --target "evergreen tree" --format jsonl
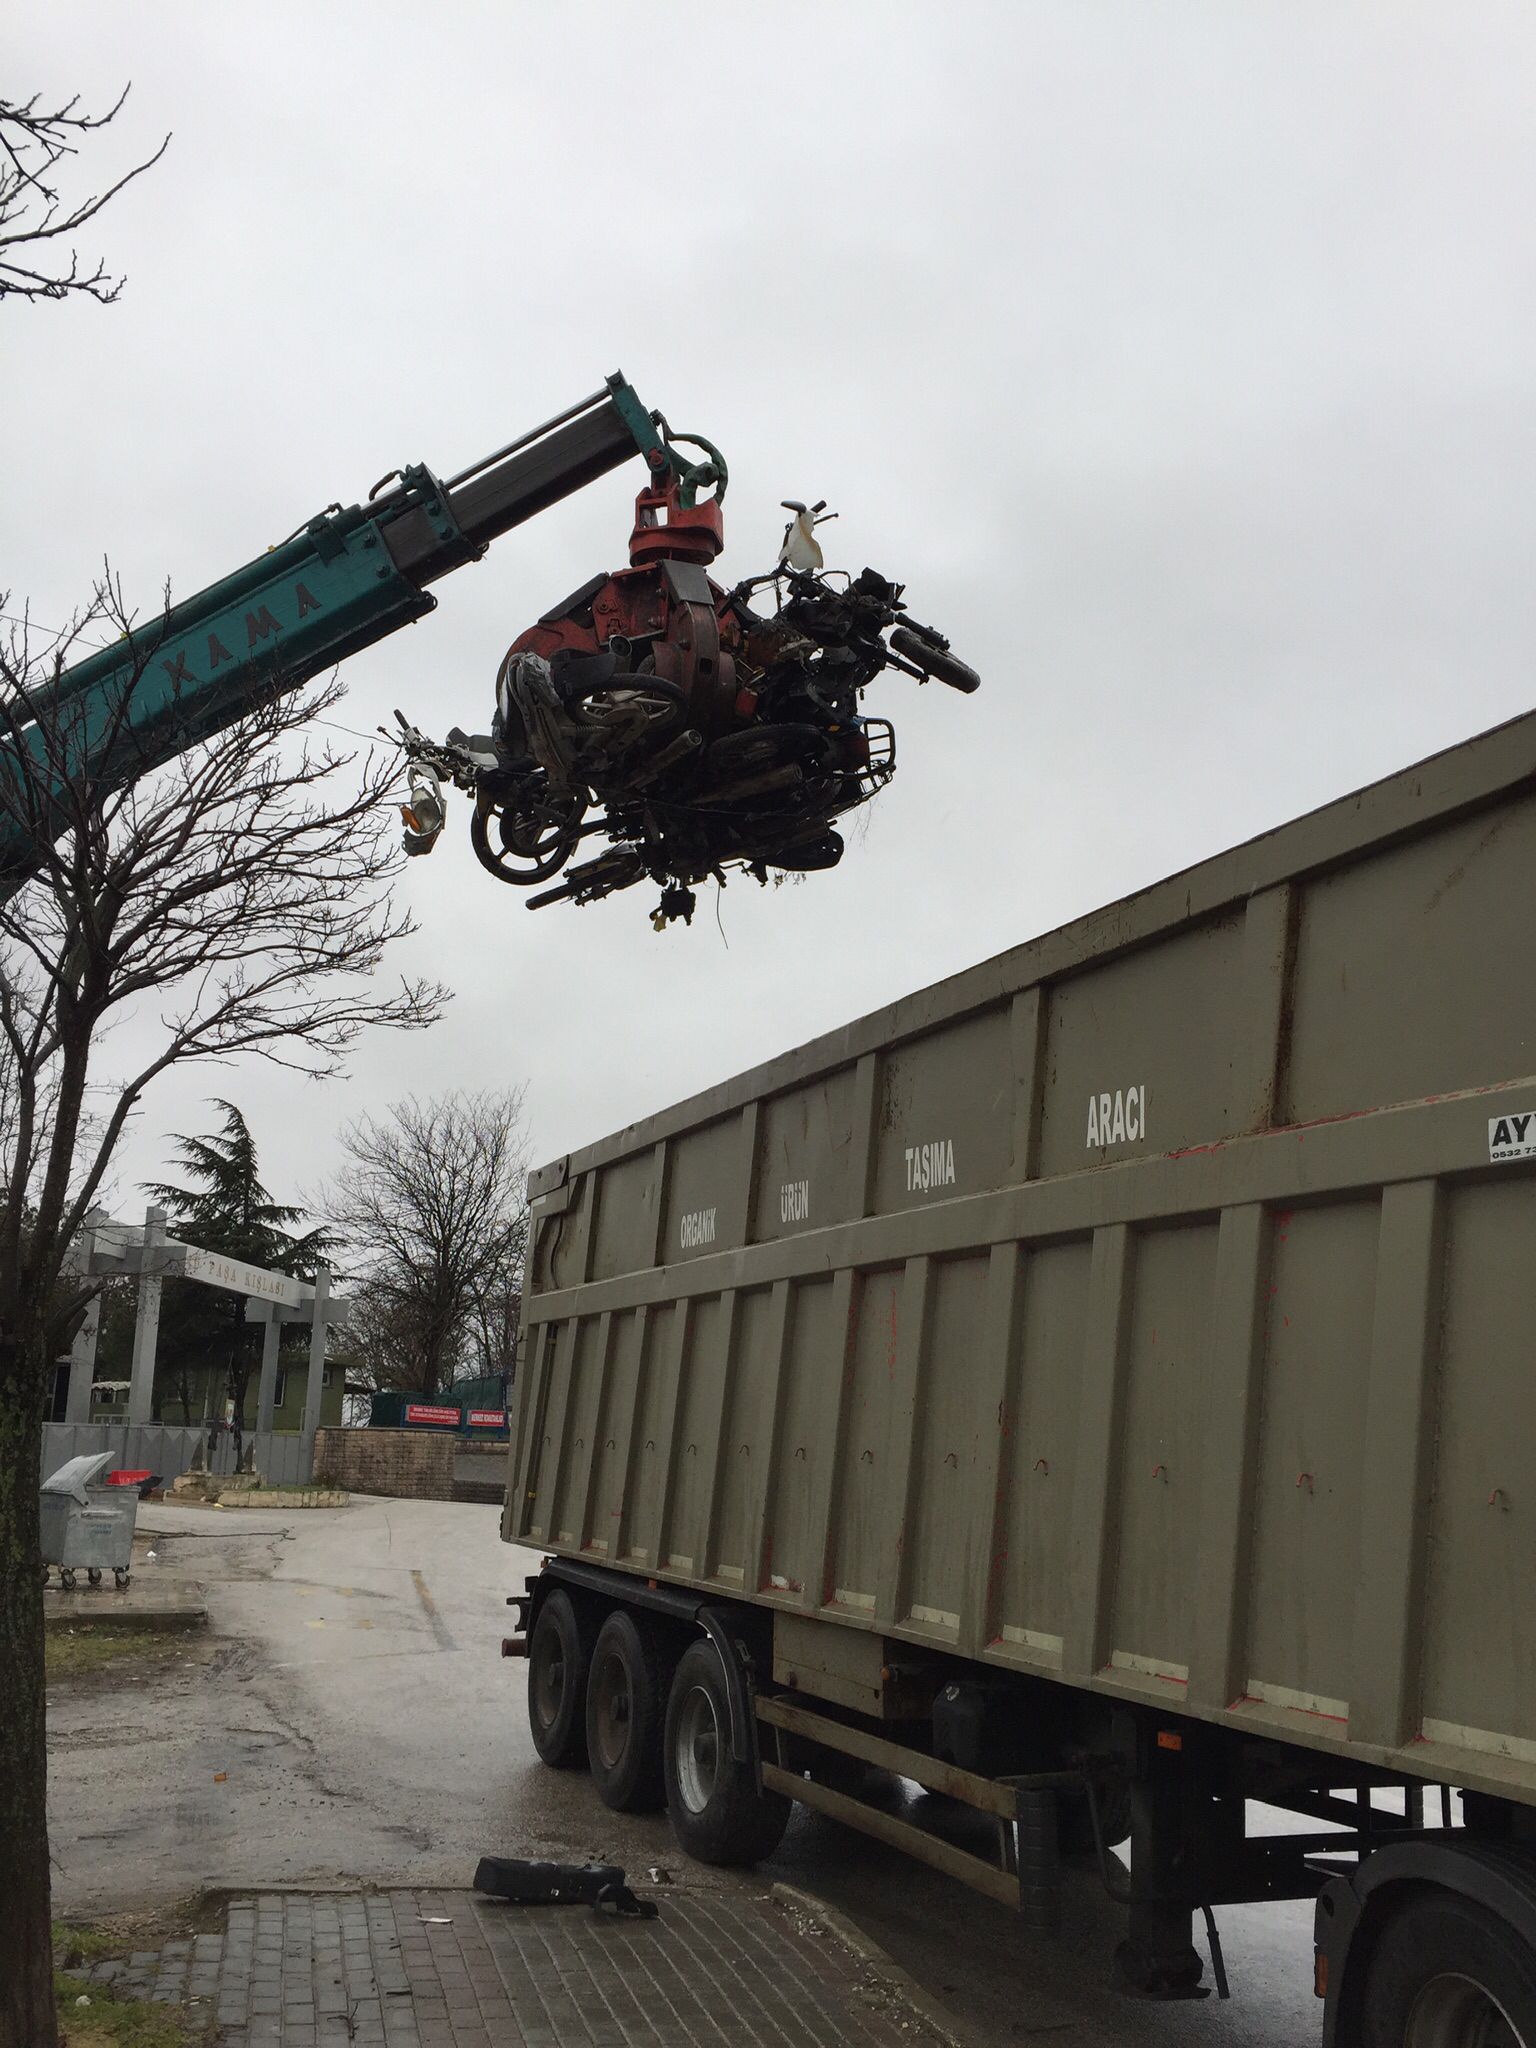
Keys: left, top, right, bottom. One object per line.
{"left": 145, "top": 1102, "right": 333, "bottom": 1429}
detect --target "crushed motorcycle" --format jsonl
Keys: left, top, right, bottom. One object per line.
{"left": 395, "top": 431, "right": 979, "bottom": 929}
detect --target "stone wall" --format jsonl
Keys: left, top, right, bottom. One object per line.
{"left": 451, "top": 1441, "right": 509, "bottom": 1505}
{"left": 312, "top": 1427, "right": 457, "bottom": 1501}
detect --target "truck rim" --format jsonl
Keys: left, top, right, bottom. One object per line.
{"left": 532, "top": 1636, "right": 566, "bottom": 1734}
{"left": 674, "top": 1684, "right": 721, "bottom": 1814}
{"left": 590, "top": 1647, "right": 631, "bottom": 1770}
{"left": 1407, "top": 1970, "right": 1526, "bottom": 2047}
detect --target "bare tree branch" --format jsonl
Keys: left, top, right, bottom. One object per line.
{"left": 319, "top": 1089, "right": 529, "bottom": 1399}
{"left": 0, "top": 88, "right": 169, "bottom": 305}
{"left": 0, "top": 581, "right": 448, "bottom": 1331}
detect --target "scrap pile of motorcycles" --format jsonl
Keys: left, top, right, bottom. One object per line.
{"left": 397, "top": 459, "right": 979, "bottom": 929}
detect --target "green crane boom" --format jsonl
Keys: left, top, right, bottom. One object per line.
{"left": 0, "top": 373, "right": 679, "bottom": 889}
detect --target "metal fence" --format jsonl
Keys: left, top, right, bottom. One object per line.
{"left": 40, "top": 1421, "right": 313, "bottom": 1489}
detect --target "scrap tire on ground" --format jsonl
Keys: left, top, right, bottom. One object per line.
{"left": 664, "top": 1639, "right": 790, "bottom": 1867}
{"left": 586, "top": 1610, "right": 671, "bottom": 1814}
{"left": 1360, "top": 1890, "right": 1536, "bottom": 2047}
{"left": 527, "top": 1588, "right": 598, "bottom": 1768}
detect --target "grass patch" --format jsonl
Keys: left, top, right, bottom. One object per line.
{"left": 54, "top": 1970, "right": 210, "bottom": 2045}
{"left": 54, "top": 1926, "right": 130, "bottom": 1970}
{"left": 53, "top": 1925, "right": 215, "bottom": 2046}
{"left": 46, "top": 1630, "right": 185, "bottom": 1680}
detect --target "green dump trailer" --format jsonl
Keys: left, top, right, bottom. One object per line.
{"left": 503, "top": 707, "right": 1536, "bottom": 2042}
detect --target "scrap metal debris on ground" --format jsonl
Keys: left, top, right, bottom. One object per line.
{"left": 473, "top": 1855, "right": 658, "bottom": 1919}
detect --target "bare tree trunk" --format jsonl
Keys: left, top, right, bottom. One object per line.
{"left": 0, "top": 1332, "right": 56, "bottom": 2048}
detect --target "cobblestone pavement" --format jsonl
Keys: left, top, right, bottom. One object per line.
{"left": 87, "top": 1888, "right": 946, "bottom": 2046}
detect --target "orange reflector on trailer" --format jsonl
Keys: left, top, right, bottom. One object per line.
{"left": 1157, "top": 1730, "right": 1183, "bottom": 1751}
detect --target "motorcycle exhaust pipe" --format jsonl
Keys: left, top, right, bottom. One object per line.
{"left": 526, "top": 847, "right": 643, "bottom": 911}
{"left": 889, "top": 627, "right": 981, "bottom": 694}
{"left": 629, "top": 729, "right": 703, "bottom": 788}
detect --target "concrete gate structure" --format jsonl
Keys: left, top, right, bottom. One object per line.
{"left": 42, "top": 1205, "right": 351, "bottom": 1486}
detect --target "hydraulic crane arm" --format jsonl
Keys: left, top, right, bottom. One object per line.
{"left": 0, "top": 373, "right": 698, "bottom": 887}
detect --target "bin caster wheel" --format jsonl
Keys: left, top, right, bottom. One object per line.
{"left": 87, "top": 1568, "right": 102, "bottom": 1587}
{"left": 114, "top": 1569, "right": 130, "bottom": 1589}
{"left": 60, "top": 1568, "right": 76, "bottom": 1591}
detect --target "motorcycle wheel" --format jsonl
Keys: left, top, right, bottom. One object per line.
{"left": 471, "top": 794, "right": 583, "bottom": 886}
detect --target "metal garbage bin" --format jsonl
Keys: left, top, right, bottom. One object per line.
{"left": 40, "top": 1451, "right": 138, "bottom": 1590}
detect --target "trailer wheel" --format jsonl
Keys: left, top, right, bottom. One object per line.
{"left": 664, "top": 1639, "right": 790, "bottom": 1867}
{"left": 1361, "top": 1891, "right": 1536, "bottom": 2046}
{"left": 527, "top": 1589, "right": 596, "bottom": 1768}
{"left": 586, "top": 1611, "right": 670, "bottom": 1813}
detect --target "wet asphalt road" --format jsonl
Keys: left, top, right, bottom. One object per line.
{"left": 46, "top": 1496, "right": 1325, "bottom": 2045}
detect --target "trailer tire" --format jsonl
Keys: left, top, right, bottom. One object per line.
{"left": 664, "top": 1640, "right": 790, "bottom": 1867}
{"left": 586, "top": 1610, "right": 670, "bottom": 1813}
{"left": 527, "top": 1589, "right": 596, "bottom": 1769}
{"left": 1360, "top": 1890, "right": 1536, "bottom": 2046}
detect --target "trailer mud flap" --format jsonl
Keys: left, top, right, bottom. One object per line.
{"left": 696, "top": 1605, "right": 762, "bottom": 1773}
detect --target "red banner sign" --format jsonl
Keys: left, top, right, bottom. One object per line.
{"left": 466, "top": 1409, "right": 507, "bottom": 1429}
{"left": 405, "top": 1403, "right": 460, "bottom": 1427}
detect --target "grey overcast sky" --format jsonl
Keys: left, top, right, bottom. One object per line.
{"left": 5, "top": 4, "right": 1536, "bottom": 1225}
